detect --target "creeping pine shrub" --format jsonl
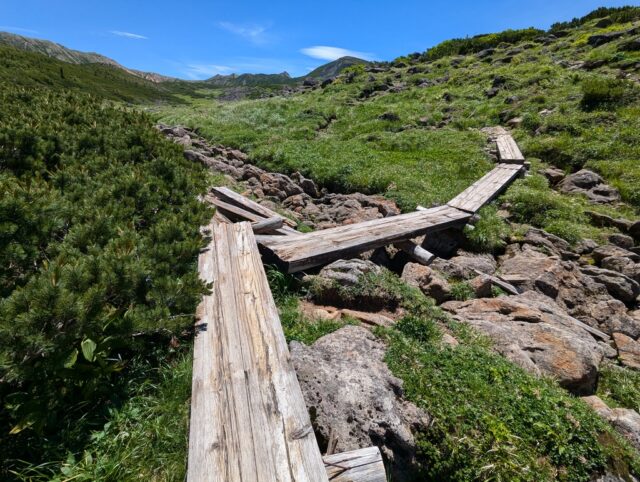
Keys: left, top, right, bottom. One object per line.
{"left": 0, "top": 86, "right": 210, "bottom": 451}
{"left": 580, "top": 78, "right": 629, "bottom": 111}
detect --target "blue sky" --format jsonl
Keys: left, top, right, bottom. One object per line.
{"left": 1, "top": 0, "right": 636, "bottom": 79}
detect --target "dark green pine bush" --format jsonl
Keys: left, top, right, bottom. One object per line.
{"left": 0, "top": 86, "right": 210, "bottom": 450}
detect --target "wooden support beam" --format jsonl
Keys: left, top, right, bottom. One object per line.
{"left": 395, "top": 240, "right": 435, "bottom": 265}
{"left": 211, "top": 186, "right": 298, "bottom": 227}
{"left": 323, "top": 446, "right": 386, "bottom": 482}
{"left": 188, "top": 222, "right": 328, "bottom": 481}
{"left": 251, "top": 216, "right": 284, "bottom": 234}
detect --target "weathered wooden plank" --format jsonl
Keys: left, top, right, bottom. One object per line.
{"left": 496, "top": 134, "right": 525, "bottom": 164}
{"left": 209, "top": 196, "right": 298, "bottom": 236}
{"left": 211, "top": 186, "right": 298, "bottom": 227}
{"left": 252, "top": 216, "right": 284, "bottom": 234}
{"left": 395, "top": 240, "right": 435, "bottom": 265}
{"left": 323, "top": 446, "right": 386, "bottom": 482}
{"left": 447, "top": 165, "right": 523, "bottom": 214}
{"left": 188, "top": 222, "right": 328, "bottom": 482}
{"left": 259, "top": 205, "right": 471, "bottom": 273}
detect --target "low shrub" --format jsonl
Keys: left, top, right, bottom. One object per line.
{"left": 581, "top": 78, "right": 628, "bottom": 111}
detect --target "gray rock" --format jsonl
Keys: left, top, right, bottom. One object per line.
{"left": 541, "top": 167, "right": 565, "bottom": 185}
{"left": 401, "top": 263, "right": 451, "bottom": 303}
{"left": 430, "top": 251, "right": 497, "bottom": 280}
{"left": 499, "top": 244, "right": 640, "bottom": 337}
{"left": 608, "top": 233, "right": 635, "bottom": 249}
{"left": 291, "top": 326, "right": 431, "bottom": 481}
{"left": 580, "top": 266, "right": 640, "bottom": 305}
{"left": 593, "top": 245, "right": 640, "bottom": 265}
{"left": 583, "top": 395, "right": 640, "bottom": 452}
{"left": 588, "top": 31, "right": 624, "bottom": 47}
{"left": 442, "top": 292, "right": 606, "bottom": 394}
{"left": 558, "top": 170, "right": 621, "bottom": 204}
{"left": 316, "top": 259, "right": 381, "bottom": 287}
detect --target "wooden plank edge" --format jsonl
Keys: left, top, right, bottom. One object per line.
{"left": 323, "top": 446, "right": 386, "bottom": 482}
{"left": 212, "top": 186, "right": 298, "bottom": 227}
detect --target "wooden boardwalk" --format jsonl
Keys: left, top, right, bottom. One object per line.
{"left": 447, "top": 164, "right": 523, "bottom": 214}
{"left": 188, "top": 221, "right": 387, "bottom": 481}
{"left": 257, "top": 161, "right": 524, "bottom": 273}
{"left": 188, "top": 222, "right": 328, "bottom": 481}
{"left": 259, "top": 205, "right": 471, "bottom": 273}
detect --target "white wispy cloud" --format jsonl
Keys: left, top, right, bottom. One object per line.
{"left": 183, "top": 64, "right": 234, "bottom": 79}
{"left": 300, "top": 46, "right": 374, "bottom": 61}
{"left": 110, "top": 30, "right": 148, "bottom": 40}
{"left": 0, "top": 26, "right": 40, "bottom": 35}
{"left": 217, "top": 21, "right": 271, "bottom": 45}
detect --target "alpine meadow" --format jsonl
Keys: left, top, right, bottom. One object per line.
{"left": 2, "top": 4, "right": 640, "bottom": 482}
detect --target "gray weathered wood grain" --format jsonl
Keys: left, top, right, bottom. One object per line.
{"left": 323, "top": 446, "right": 386, "bottom": 482}
{"left": 187, "top": 222, "right": 329, "bottom": 481}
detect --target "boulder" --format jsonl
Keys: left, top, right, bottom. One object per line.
{"left": 442, "top": 292, "right": 606, "bottom": 394}
{"left": 583, "top": 395, "right": 640, "bottom": 451}
{"left": 499, "top": 243, "right": 640, "bottom": 337}
{"left": 541, "top": 167, "right": 565, "bottom": 185}
{"left": 631, "top": 221, "right": 640, "bottom": 242}
{"left": 521, "top": 227, "right": 571, "bottom": 256}
{"left": 468, "top": 274, "right": 494, "bottom": 298}
{"left": 613, "top": 332, "right": 640, "bottom": 370}
{"left": 588, "top": 32, "right": 624, "bottom": 47}
{"left": 316, "top": 259, "right": 381, "bottom": 287}
{"left": 593, "top": 245, "right": 640, "bottom": 265}
{"left": 401, "top": 263, "right": 451, "bottom": 304}
{"left": 291, "top": 326, "right": 431, "bottom": 481}
{"left": 558, "top": 170, "right": 621, "bottom": 204}
{"left": 430, "top": 251, "right": 497, "bottom": 280}
{"left": 601, "top": 256, "right": 640, "bottom": 284}
{"left": 620, "top": 38, "right": 640, "bottom": 52}
{"left": 608, "top": 233, "right": 635, "bottom": 249}
{"left": 580, "top": 266, "right": 640, "bottom": 305}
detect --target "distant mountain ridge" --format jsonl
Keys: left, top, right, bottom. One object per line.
{"left": 204, "top": 71, "right": 295, "bottom": 87}
{"left": 0, "top": 31, "right": 369, "bottom": 86}
{"left": 0, "top": 31, "right": 175, "bottom": 82}
{"left": 306, "top": 56, "right": 369, "bottom": 80}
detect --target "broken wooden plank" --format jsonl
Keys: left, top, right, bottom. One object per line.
{"left": 209, "top": 196, "right": 298, "bottom": 236}
{"left": 252, "top": 216, "right": 284, "bottom": 234}
{"left": 496, "top": 134, "right": 525, "bottom": 164}
{"left": 188, "top": 222, "right": 328, "bottom": 481}
{"left": 211, "top": 186, "right": 298, "bottom": 227}
{"left": 395, "top": 240, "right": 435, "bottom": 265}
{"left": 323, "top": 446, "right": 386, "bottom": 482}
{"left": 447, "top": 164, "right": 523, "bottom": 214}
{"left": 259, "top": 205, "right": 471, "bottom": 273}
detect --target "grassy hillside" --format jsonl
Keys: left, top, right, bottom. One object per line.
{"left": 307, "top": 56, "right": 370, "bottom": 80}
{"left": 0, "top": 44, "right": 204, "bottom": 104}
{"left": 157, "top": 7, "right": 640, "bottom": 229}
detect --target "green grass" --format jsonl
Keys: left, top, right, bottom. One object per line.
{"left": 378, "top": 269, "right": 640, "bottom": 481}
{"left": 598, "top": 363, "right": 640, "bottom": 413}
{"left": 156, "top": 15, "right": 640, "bottom": 221}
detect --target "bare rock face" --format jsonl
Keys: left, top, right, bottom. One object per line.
{"left": 442, "top": 293, "right": 606, "bottom": 394}
{"left": 499, "top": 243, "right": 640, "bottom": 338}
{"left": 291, "top": 326, "right": 430, "bottom": 481}
{"left": 613, "top": 332, "right": 640, "bottom": 370}
{"left": 580, "top": 266, "right": 640, "bottom": 305}
{"left": 401, "top": 263, "right": 451, "bottom": 303}
{"left": 558, "top": 169, "right": 621, "bottom": 204}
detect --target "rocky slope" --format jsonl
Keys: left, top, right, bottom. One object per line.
{"left": 162, "top": 124, "right": 640, "bottom": 479}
